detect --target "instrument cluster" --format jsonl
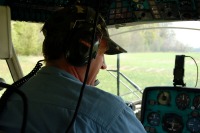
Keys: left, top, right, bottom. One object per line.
{"left": 141, "top": 86, "right": 200, "bottom": 133}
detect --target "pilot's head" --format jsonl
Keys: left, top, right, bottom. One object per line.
{"left": 42, "top": 4, "right": 126, "bottom": 65}
{"left": 41, "top": 4, "right": 127, "bottom": 85}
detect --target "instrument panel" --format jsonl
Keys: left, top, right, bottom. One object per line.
{"left": 141, "top": 86, "right": 200, "bottom": 133}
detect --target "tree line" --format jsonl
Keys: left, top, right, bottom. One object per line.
{"left": 11, "top": 21, "right": 194, "bottom": 56}
{"left": 11, "top": 21, "right": 44, "bottom": 55}
{"left": 109, "top": 22, "right": 194, "bottom": 53}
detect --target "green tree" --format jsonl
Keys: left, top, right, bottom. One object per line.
{"left": 11, "top": 21, "right": 44, "bottom": 55}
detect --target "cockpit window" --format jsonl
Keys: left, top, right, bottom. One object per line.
{"left": 0, "top": 60, "right": 13, "bottom": 84}
{"left": 97, "top": 21, "right": 200, "bottom": 102}
{"left": 0, "top": 60, "right": 13, "bottom": 96}
{"left": 2, "top": 20, "right": 199, "bottom": 103}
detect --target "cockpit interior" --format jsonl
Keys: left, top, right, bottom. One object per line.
{"left": 0, "top": 0, "right": 199, "bottom": 132}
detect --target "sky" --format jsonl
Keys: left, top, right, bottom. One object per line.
{"left": 171, "top": 21, "right": 200, "bottom": 48}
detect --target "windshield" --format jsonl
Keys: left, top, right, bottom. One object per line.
{"left": 1, "top": 20, "right": 199, "bottom": 103}
{"left": 97, "top": 21, "right": 200, "bottom": 102}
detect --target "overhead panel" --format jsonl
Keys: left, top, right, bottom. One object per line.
{"left": 107, "top": 0, "right": 199, "bottom": 25}
{"left": 0, "top": 0, "right": 199, "bottom": 25}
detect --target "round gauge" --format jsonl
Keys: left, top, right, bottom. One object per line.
{"left": 186, "top": 117, "right": 200, "bottom": 133}
{"left": 147, "top": 112, "right": 160, "bottom": 126}
{"left": 193, "top": 95, "right": 200, "bottom": 110}
{"left": 162, "top": 113, "right": 183, "bottom": 133}
{"left": 137, "top": 4, "right": 144, "bottom": 10}
{"left": 157, "top": 91, "right": 171, "bottom": 105}
{"left": 176, "top": 93, "right": 190, "bottom": 110}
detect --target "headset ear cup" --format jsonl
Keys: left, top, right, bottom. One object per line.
{"left": 66, "top": 25, "right": 100, "bottom": 66}
{"left": 66, "top": 34, "right": 89, "bottom": 66}
{"left": 92, "top": 40, "right": 99, "bottom": 58}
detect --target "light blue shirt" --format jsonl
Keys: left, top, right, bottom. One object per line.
{"left": 0, "top": 66, "right": 146, "bottom": 133}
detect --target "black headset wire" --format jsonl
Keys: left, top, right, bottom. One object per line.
{"left": 65, "top": 1, "right": 101, "bottom": 132}
{"left": 0, "top": 82, "right": 27, "bottom": 133}
{"left": 0, "top": 60, "right": 44, "bottom": 133}
{"left": 185, "top": 55, "right": 199, "bottom": 87}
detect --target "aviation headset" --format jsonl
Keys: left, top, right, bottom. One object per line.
{"left": 65, "top": 5, "right": 101, "bottom": 67}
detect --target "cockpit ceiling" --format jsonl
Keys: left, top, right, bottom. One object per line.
{"left": 0, "top": 0, "right": 199, "bottom": 25}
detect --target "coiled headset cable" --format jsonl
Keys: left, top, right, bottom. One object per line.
{"left": 12, "top": 60, "right": 44, "bottom": 88}
{"left": 0, "top": 59, "right": 44, "bottom": 133}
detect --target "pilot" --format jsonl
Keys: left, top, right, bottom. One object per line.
{"left": 0, "top": 4, "right": 146, "bottom": 133}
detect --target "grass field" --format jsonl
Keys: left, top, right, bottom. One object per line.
{"left": 0, "top": 52, "right": 199, "bottom": 102}
{"left": 97, "top": 52, "right": 199, "bottom": 101}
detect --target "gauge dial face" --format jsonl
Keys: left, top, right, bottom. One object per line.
{"left": 157, "top": 91, "right": 171, "bottom": 105}
{"left": 193, "top": 95, "right": 200, "bottom": 110}
{"left": 162, "top": 113, "right": 183, "bottom": 133}
{"left": 176, "top": 93, "right": 190, "bottom": 110}
{"left": 147, "top": 112, "right": 160, "bottom": 126}
{"left": 186, "top": 117, "right": 200, "bottom": 133}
